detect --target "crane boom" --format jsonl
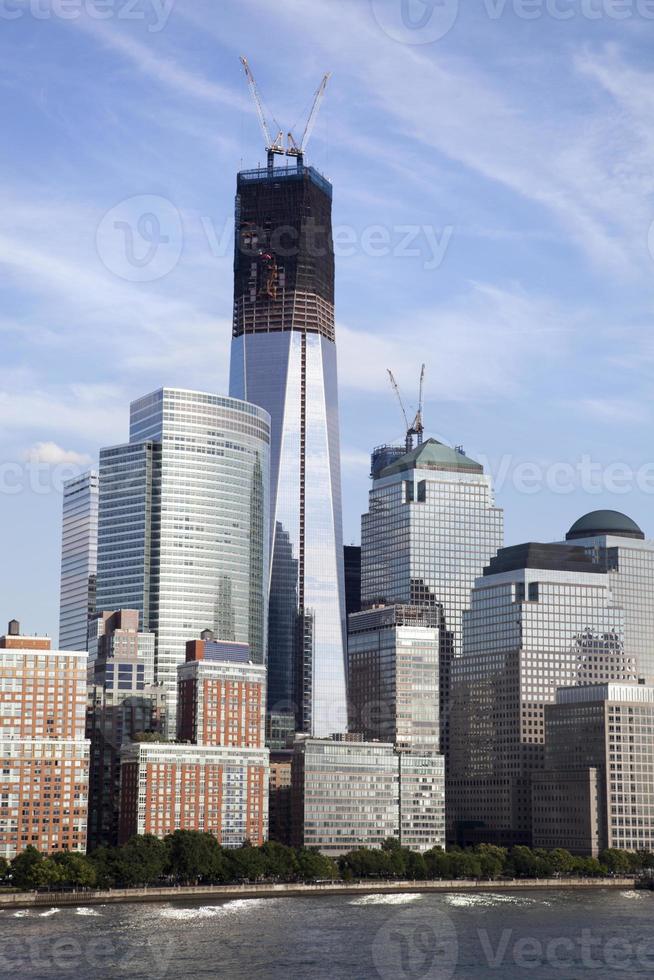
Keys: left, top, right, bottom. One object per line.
{"left": 387, "top": 369, "right": 410, "bottom": 435}
{"left": 240, "top": 56, "right": 284, "bottom": 169}
{"left": 301, "top": 73, "right": 331, "bottom": 152}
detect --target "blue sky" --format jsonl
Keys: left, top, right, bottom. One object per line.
{"left": 2, "top": 0, "right": 654, "bottom": 638}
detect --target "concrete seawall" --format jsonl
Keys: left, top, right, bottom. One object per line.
{"left": 0, "top": 877, "right": 637, "bottom": 909}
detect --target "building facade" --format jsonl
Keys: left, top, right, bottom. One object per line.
{"left": 344, "top": 545, "right": 361, "bottom": 620}
{"left": 360, "top": 438, "right": 504, "bottom": 750}
{"left": 118, "top": 741, "right": 268, "bottom": 845}
{"left": 86, "top": 610, "right": 165, "bottom": 848}
{"left": 229, "top": 163, "right": 347, "bottom": 738}
{"left": 448, "top": 542, "right": 636, "bottom": 846}
{"left": 563, "top": 510, "right": 654, "bottom": 683}
{"left": 532, "top": 683, "right": 654, "bottom": 855}
{"left": 119, "top": 632, "right": 269, "bottom": 846}
{"left": 96, "top": 388, "right": 270, "bottom": 731}
{"left": 291, "top": 736, "right": 444, "bottom": 855}
{"left": 177, "top": 639, "right": 266, "bottom": 749}
{"left": 347, "top": 604, "right": 440, "bottom": 753}
{"left": 0, "top": 622, "right": 89, "bottom": 858}
{"left": 59, "top": 471, "right": 98, "bottom": 651}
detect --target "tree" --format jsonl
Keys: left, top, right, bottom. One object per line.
{"left": 29, "top": 858, "right": 62, "bottom": 890}
{"left": 599, "top": 849, "right": 632, "bottom": 875}
{"left": 226, "top": 845, "right": 266, "bottom": 882}
{"left": 474, "top": 844, "right": 506, "bottom": 879}
{"left": 52, "top": 852, "right": 97, "bottom": 888}
{"left": 404, "top": 851, "right": 427, "bottom": 881}
{"left": 259, "top": 841, "right": 299, "bottom": 881}
{"left": 115, "top": 835, "right": 169, "bottom": 886}
{"left": 424, "top": 847, "right": 450, "bottom": 880}
{"left": 10, "top": 846, "right": 43, "bottom": 889}
{"left": 296, "top": 848, "right": 337, "bottom": 882}
{"left": 546, "top": 848, "right": 575, "bottom": 875}
{"left": 165, "top": 830, "right": 223, "bottom": 884}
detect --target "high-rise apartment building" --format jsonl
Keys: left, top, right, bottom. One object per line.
{"left": 360, "top": 438, "right": 504, "bottom": 748}
{"left": 119, "top": 633, "right": 269, "bottom": 846}
{"left": 532, "top": 683, "right": 654, "bottom": 855}
{"left": 347, "top": 604, "right": 440, "bottom": 753}
{"left": 229, "top": 161, "right": 347, "bottom": 738}
{"left": 0, "top": 621, "right": 89, "bottom": 858}
{"left": 448, "top": 541, "right": 637, "bottom": 845}
{"left": 59, "top": 471, "right": 98, "bottom": 651}
{"left": 178, "top": 638, "right": 266, "bottom": 748}
{"left": 96, "top": 388, "right": 270, "bottom": 730}
{"left": 86, "top": 610, "right": 165, "bottom": 848}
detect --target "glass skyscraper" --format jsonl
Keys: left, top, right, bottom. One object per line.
{"left": 229, "top": 163, "right": 347, "bottom": 737}
{"left": 59, "top": 470, "right": 98, "bottom": 651}
{"left": 360, "top": 438, "right": 504, "bottom": 748}
{"left": 448, "top": 541, "right": 637, "bottom": 845}
{"left": 96, "top": 388, "right": 270, "bottom": 730}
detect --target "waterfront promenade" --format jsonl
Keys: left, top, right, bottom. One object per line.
{"left": 0, "top": 876, "right": 636, "bottom": 909}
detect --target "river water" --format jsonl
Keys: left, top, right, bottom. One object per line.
{"left": 1, "top": 887, "right": 653, "bottom": 978}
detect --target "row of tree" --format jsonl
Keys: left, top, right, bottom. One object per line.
{"left": 4, "top": 834, "right": 652, "bottom": 891}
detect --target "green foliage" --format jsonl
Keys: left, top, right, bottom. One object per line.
{"left": 9, "top": 834, "right": 652, "bottom": 892}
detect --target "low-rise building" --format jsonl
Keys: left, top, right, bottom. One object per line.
{"left": 291, "top": 736, "right": 444, "bottom": 855}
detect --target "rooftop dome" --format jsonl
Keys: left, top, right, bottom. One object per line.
{"left": 566, "top": 510, "right": 644, "bottom": 541}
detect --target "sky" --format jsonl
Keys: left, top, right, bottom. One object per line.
{"left": 2, "top": 0, "right": 654, "bottom": 639}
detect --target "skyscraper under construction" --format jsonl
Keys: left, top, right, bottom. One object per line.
{"left": 229, "top": 61, "right": 347, "bottom": 737}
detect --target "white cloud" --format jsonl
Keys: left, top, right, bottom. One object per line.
{"left": 22, "top": 442, "right": 92, "bottom": 466}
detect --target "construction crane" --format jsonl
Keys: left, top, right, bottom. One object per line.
{"left": 387, "top": 365, "right": 426, "bottom": 453}
{"left": 286, "top": 73, "right": 332, "bottom": 165}
{"left": 240, "top": 56, "right": 331, "bottom": 173}
{"left": 240, "top": 56, "right": 284, "bottom": 173}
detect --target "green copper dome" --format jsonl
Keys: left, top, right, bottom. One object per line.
{"left": 566, "top": 510, "right": 644, "bottom": 541}
{"left": 380, "top": 438, "right": 483, "bottom": 477}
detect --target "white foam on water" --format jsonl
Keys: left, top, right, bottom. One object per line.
{"left": 160, "top": 899, "right": 269, "bottom": 921}
{"left": 444, "top": 892, "right": 550, "bottom": 909}
{"left": 76, "top": 907, "right": 101, "bottom": 916}
{"left": 13, "top": 910, "right": 30, "bottom": 917}
{"left": 39, "top": 908, "right": 60, "bottom": 917}
{"left": 350, "top": 893, "right": 422, "bottom": 906}
{"left": 620, "top": 890, "right": 644, "bottom": 899}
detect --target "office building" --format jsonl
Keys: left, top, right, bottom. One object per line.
{"left": 59, "top": 471, "right": 98, "bottom": 651}
{"left": 96, "top": 388, "right": 270, "bottom": 730}
{"left": 448, "top": 542, "right": 636, "bottom": 845}
{"left": 86, "top": 610, "right": 165, "bottom": 848}
{"left": 563, "top": 510, "right": 654, "bottom": 682}
{"left": 533, "top": 683, "right": 654, "bottom": 856}
{"left": 0, "top": 621, "right": 89, "bottom": 858}
{"left": 347, "top": 604, "right": 440, "bottom": 753}
{"left": 229, "top": 161, "right": 347, "bottom": 738}
{"left": 291, "top": 736, "right": 444, "bottom": 855}
{"left": 118, "top": 631, "right": 269, "bottom": 846}
{"left": 269, "top": 750, "right": 293, "bottom": 845}
{"left": 344, "top": 545, "right": 361, "bottom": 619}
{"left": 360, "top": 438, "right": 504, "bottom": 748}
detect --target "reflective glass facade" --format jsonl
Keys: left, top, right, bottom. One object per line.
{"left": 347, "top": 605, "right": 440, "bottom": 753}
{"left": 360, "top": 440, "right": 504, "bottom": 750}
{"left": 59, "top": 471, "right": 98, "bottom": 651}
{"left": 97, "top": 389, "right": 270, "bottom": 731}
{"left": 230, "top": 164, "right": 347, "bottom": 738}
{"left": 448, "top": 547, "right": 637, "bottom": 844}
{"left": 558, "top": 532, "right": 654, "bottom": 683}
